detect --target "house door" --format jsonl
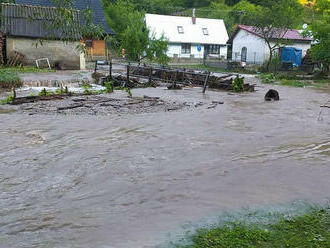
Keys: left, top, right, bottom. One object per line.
{"left": 204, "top": 45, "right": 209, "bottom": 59}
{"left": 241, "top": 47, "right": 247, "bottom": 62}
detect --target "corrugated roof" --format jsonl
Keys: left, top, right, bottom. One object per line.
{"left": 15, "top": 0, "right": 114, "bottom": 34}
{"left": 1, "top": 3, "right": 81, "bottom": 39}
{"left": 228, "top": 25, "right": 312, "bottom": 44}
{"left": 145, "top": 14, "right": 229, "bottom": 45}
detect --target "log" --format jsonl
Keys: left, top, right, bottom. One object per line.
{"left": 57, "top": 104, "right": 84, "bottom": 111}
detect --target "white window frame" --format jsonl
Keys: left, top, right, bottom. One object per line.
{"left": 181, "top": 43, "right": 191, "bottom": 54}
{"left": 177, "top": 26, "right": 184, "bottom": 34}
{"left": 202, "top": 28, "right": 209, "bottom": 35}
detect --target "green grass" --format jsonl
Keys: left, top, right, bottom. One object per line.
{"left": 0, "top": 66, "right": 55, "bottom": 73}
{"left": 0, "top": 71, "right": 22, "bottom": 89}
{"left": 313, "top": 79, "right": 330, "bottom": 89}
{"left": 174, "top": 208, "right": 330, "bottom": 248}
{"left": 259, "top": 73, "right": 330, "bottom": 88}
{"left": 280, "top": 79, "right": 312, "bottom": 88}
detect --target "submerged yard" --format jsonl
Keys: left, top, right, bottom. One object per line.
{"left": 0, "top": 74, "right": 329, "bottom": 248}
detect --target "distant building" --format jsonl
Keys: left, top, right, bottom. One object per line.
{"left": 3, "top": 0, "right": 115, "bottom": 65}
{"left": 227, "top": 25, "right": 312, "bottom": 65}
{"left": 1, "top": 3, "right": 84, "bottom": 69}
{"left": 145, "top": 13, "right": 229, "bottom": 62}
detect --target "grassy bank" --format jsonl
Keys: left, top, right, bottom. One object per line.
{"left": 173, "top": 207, "right": 329, "bottom": 248}
{"left": 259, "top": 73, "right": 330, "bottom": 88}
{"left": 0, "top": 66, "right": 55, "bottom": 89}
{"left": 0, "top": 66, "right": 55, "bottom": 74}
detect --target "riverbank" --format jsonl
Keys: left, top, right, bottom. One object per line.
{"left": 171, "top": 206, "right": 329, "bottom": 248}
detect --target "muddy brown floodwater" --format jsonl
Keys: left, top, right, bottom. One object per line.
{"left": 0, "top": 77, "right": 330, "bottom": 248}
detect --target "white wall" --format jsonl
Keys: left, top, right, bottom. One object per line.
{"left": 232, "top": 29, "right": 312, "bottom": 64}
{"left": 232, "top": 29, "right": 267, "bottom": 64}
{"left": 167, "top": 43, "right": 227, "bottom": 59}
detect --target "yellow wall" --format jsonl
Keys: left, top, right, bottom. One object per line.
{"left": 85, "top": 40, "right": 106, "bottom": 57}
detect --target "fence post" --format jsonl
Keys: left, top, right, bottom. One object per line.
{"left": 94, "top": 61, "right": 97, "bottom": 73}
{"left": 202, "top": 71, "right": 210, "bottom": 93}
{"left": 149, "top": 67, "right": 152, "bottom": 83}
{"left": 172, "top": 70, "right": 178, "bottom": 88}
{"left": 109, "top": 60, "right": 112, "bottom": 80}
{"left": 125, "top": 63, "right": 130, "bottom": 87}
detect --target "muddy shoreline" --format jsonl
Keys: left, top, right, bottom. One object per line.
{"left": 0, "top": 88, "right": 227, "bottom": 116}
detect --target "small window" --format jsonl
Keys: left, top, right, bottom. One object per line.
{"left": 85, "top": 40, "right": 93, "bottom": 48}
{"left": 181, "top": 43, "right": 191, "bottom": 54}
{"left": 177, "top": 26, "right": 184, "bottom": 34}
{"left": 202, "top": 28, "right": 209, "bottom": 35}
{"left": 209, "top": 45, "right": 220, "bottom": 54}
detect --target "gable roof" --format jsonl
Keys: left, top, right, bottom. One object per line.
{"left": 1, "top": 3, "right": 81, "bottom": 39}
{"left": 15, "top": 0, "right": 114, "bottom": 34}
{"left": 228, "top": 25, "right": 312, "bottom": 44}
{"left": 145, "top": 14, "right": 228, "bottom": 45}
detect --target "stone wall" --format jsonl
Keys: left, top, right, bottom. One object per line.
{"left": 6, "top": 37, "right": 85, "bottom": 70}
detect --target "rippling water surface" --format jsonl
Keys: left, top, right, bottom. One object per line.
{"left": 1, "top": 79, "right": 330, "bottom": 248}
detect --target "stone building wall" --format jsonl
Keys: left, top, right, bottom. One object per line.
{"left": 6, "top": 37, "right": 85, "bottom": 70}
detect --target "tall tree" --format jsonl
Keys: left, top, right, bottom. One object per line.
{"left": 307, "top": 0, "right": 330, "bottom": 72}
{"left": 103, "top": 0, "right": 169, "bottom": 64}
{"left": 243, "top": 0, "right": 304, "bottom": 71}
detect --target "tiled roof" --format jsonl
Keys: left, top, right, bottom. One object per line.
{"left": 15, "top": 0, "right": 114, "bottom": 34}
{"left": 228, "top": 24, "right": 312, "bottom": 43}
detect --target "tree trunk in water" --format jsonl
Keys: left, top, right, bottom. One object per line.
{"left": 267, "top": 49, "right": 273, "bottom": 72}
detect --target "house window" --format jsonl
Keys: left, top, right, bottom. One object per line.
{"left": 209, "top": 45, "right": 220, "bottom": 54}
{"left": 181, "top": 43, "right": 191, "bottom": 54}
{"left": 85, "top": 40, "right": 93, "bottom": 48}
{"left": 177, "top": 26, "right": 184, "bottom": 34}
{"left": 202, "top": 28, "right": 209, "bottom": 35}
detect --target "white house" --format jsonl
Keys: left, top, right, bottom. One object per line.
{"left": 228, "top": 25, "right": 313, "bottom": 64}
{"left": 145, "top": 13, "right": 229, "bottom": 60}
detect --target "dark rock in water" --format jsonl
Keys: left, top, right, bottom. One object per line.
{"left": 167, "top": 84, "right": 182, "bottom": 90}
{"left": 265, "top": 89, "right": 280, "bottom": 101}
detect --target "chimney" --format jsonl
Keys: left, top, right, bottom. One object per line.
{"left": 192, "top": 8, "right": 196, "bottom": 24}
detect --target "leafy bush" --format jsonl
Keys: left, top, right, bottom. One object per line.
{"left": 0, "top": 71, "right": 22, "bottom": 89}
{"left": 259, "top": 73, "right": 276, "bottom": 84}
{"left": 232, "top": 76, "right": 244, "bottom": 92}
{"left": 1, "top": 95, "right": 15, "bottom": 105}
{"left": 125, "top": 87, "right": 132, "bottom": 97}
{"left": 104, "top": 81, "right": 114, "bottom": 93}
{"left": 39, "top": 88, "right": 54, "bottom": 97}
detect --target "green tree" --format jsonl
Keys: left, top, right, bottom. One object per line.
{"left": 103, "top": 0, "right": 169, "bottom": 64}
{"left": 120, "top": 11, "right": 169, "bottom": 64}
{"left": 308, "top": 0, "right": 330, "bottom": 72}
{"left": 243, "top": 0, "right": 304, "bottom": 71}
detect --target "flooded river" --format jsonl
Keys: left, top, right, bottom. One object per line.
{"left": 1, "top": 78, "right": 330, "bottom": 248}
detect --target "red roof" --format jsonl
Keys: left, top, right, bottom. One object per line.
{"left": 228, "top": 25, "right": 312, "bottom": 43}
